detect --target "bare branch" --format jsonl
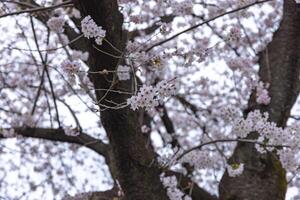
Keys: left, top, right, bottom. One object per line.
{"left": 0, "top": 1, "right": 73, "bottom": 19}
{"left": 2, "top": 127, "right": 109, "bottom": 160}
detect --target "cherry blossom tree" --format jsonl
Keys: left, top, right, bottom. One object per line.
{"left": 0, "top": 0, "right": 300, "bottom": 199}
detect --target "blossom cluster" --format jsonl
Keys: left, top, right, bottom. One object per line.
{"left": 228, "top": 109, "right": 300, "bottom": 171}
{"left": 179, "top": 150, "right": 215, "bottom": 169}
{"left": 227, "top": 163, "right": 245, "bottom": 177}
{"left": 157, "top": 145, "right": 181, "bottom": 167}
{"left": 47, "top": 16, "right": 65, "bottom": 33}
{"left": 81, "top": 15, "right": 106, "bottom": 45}
{"left": 127, "top": 85, "right": 158, "bottom": 111}
{"left": 228, "top": 26, "right": 242, "bottom": 43}
{"left": 125, "top": 41, "right": 170, "bottom": 70}
{"left": 237, "top": 0, "right": 255, "bottom": 17}
{"left": 219, "top": 105, "right": 242, "bottom": 122}
{"left": 61, "top": 60, "right": 81, "bottom": 83}
{"left": 230, "top": 110, "right": 268, "bottom": 138}
{"left": 255, "top": 81, "right": 271, "bottom": 105}
{"left": 226, "top": 57, "right": 252, "bottom": 72}
{"left": 61, "top": 60, "right": 81, "bottom": 75}
{"left": 127, "top": 80, "right": 177, "bottom": 111}
{"left": 171, "top": 0, "right": 193, "bottom": 15}
{"left": 160, "top": 173, "right": 192, "bottom": 200}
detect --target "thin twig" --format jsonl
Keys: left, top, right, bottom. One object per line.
{"left": 30, "top": 16, "right": 61, "bottom": 127}
{"left": 0, "top": 1, "right": 73, "bottom": 19}
{"left": 177, "top": 138, "right": 289, "bottom": 161}
{"left": 146, "top": 0, "right": 271, "bottom": 51}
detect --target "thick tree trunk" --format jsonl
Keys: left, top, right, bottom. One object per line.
{"left": 219, "top": 1, "right": 300, "bottom": 199}
{"left": 76, "top": 0, "right": 169, "bottom": 199}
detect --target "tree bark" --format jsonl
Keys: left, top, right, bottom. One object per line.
{"left": 219, "top": 1, "right": 300, "bottom": 199}
{"left": 75, "top": 0, "right": 169, "bottom": 199}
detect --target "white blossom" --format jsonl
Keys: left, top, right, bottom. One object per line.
{"left": 81, "top": 15, "right": 106, "bottom": 45}
{"left": 127, "top": 85, "right": 158, "bottom": 111}
{"left": 127, "top": 79, "right": 177, "bottom": 112}
{"left": 256, "top": 81, "right": 271, "bottom": 105}
{"left": 228, "top": 26, "right": 242, "bottom": 43}
{"left": 47, "top": 16, "right": 65, "bottom": 33}
{"left": 127, "top": 96, "right": 139, "bottom": 111}
{"left": 171, "top": 0, "right": 193, "bottom": 15}
{"left": 156, "top": 80, "right": 177, "bottom": 98}
{"left": 226, "top": 57, "right": 252, "bottom": 71}
{"left": 220, "top": 105, "right": 242, "bottom": 122}
{"left": 126, "top": 41, "right": 141, "bottom": 53}
{"left": 227, "top": 163, "right": 244, "bottom": 177}
{"left": 61, "top": 60, "right": 81, "bottom": 76}
{"left": 160, "top": 173, "right": 192, "bottom": 200}
{"left": 279, "top": 149, "right": 299, "bottom": 171}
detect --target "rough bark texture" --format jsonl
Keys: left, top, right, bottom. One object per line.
{"left": 219, "top": 1, "right": 300, "bottom": 200}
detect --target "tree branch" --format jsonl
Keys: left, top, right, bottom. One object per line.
{"left": 129, "top": 15, "right": 175, "bottom": 39}
{"left": 1, "top": 127, "right": 109, "bottom": 160}
{"left": 177, "top": 138, "right": 289, "bottom": 161}
{"left": 146, "top": 0, "right": 271, "bottom": 52}
{"left": 0, "top": 1, "right": 73, "bottom": 19}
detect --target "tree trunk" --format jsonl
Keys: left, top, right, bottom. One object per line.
{"left": 76, "top": 0, "right": 169, "bottom": 199}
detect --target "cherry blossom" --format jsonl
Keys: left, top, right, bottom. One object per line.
{"left": 227, "top": 163, "right": 245, "bottom": 177}
{"left": 81, "top": 15, "right": 106, "bottom": 45}
{"left": 47, "top": 16, "right": 66, "bottom": 33}
{"left": 0, "top": 0, "right": 299, "bottom": 199}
